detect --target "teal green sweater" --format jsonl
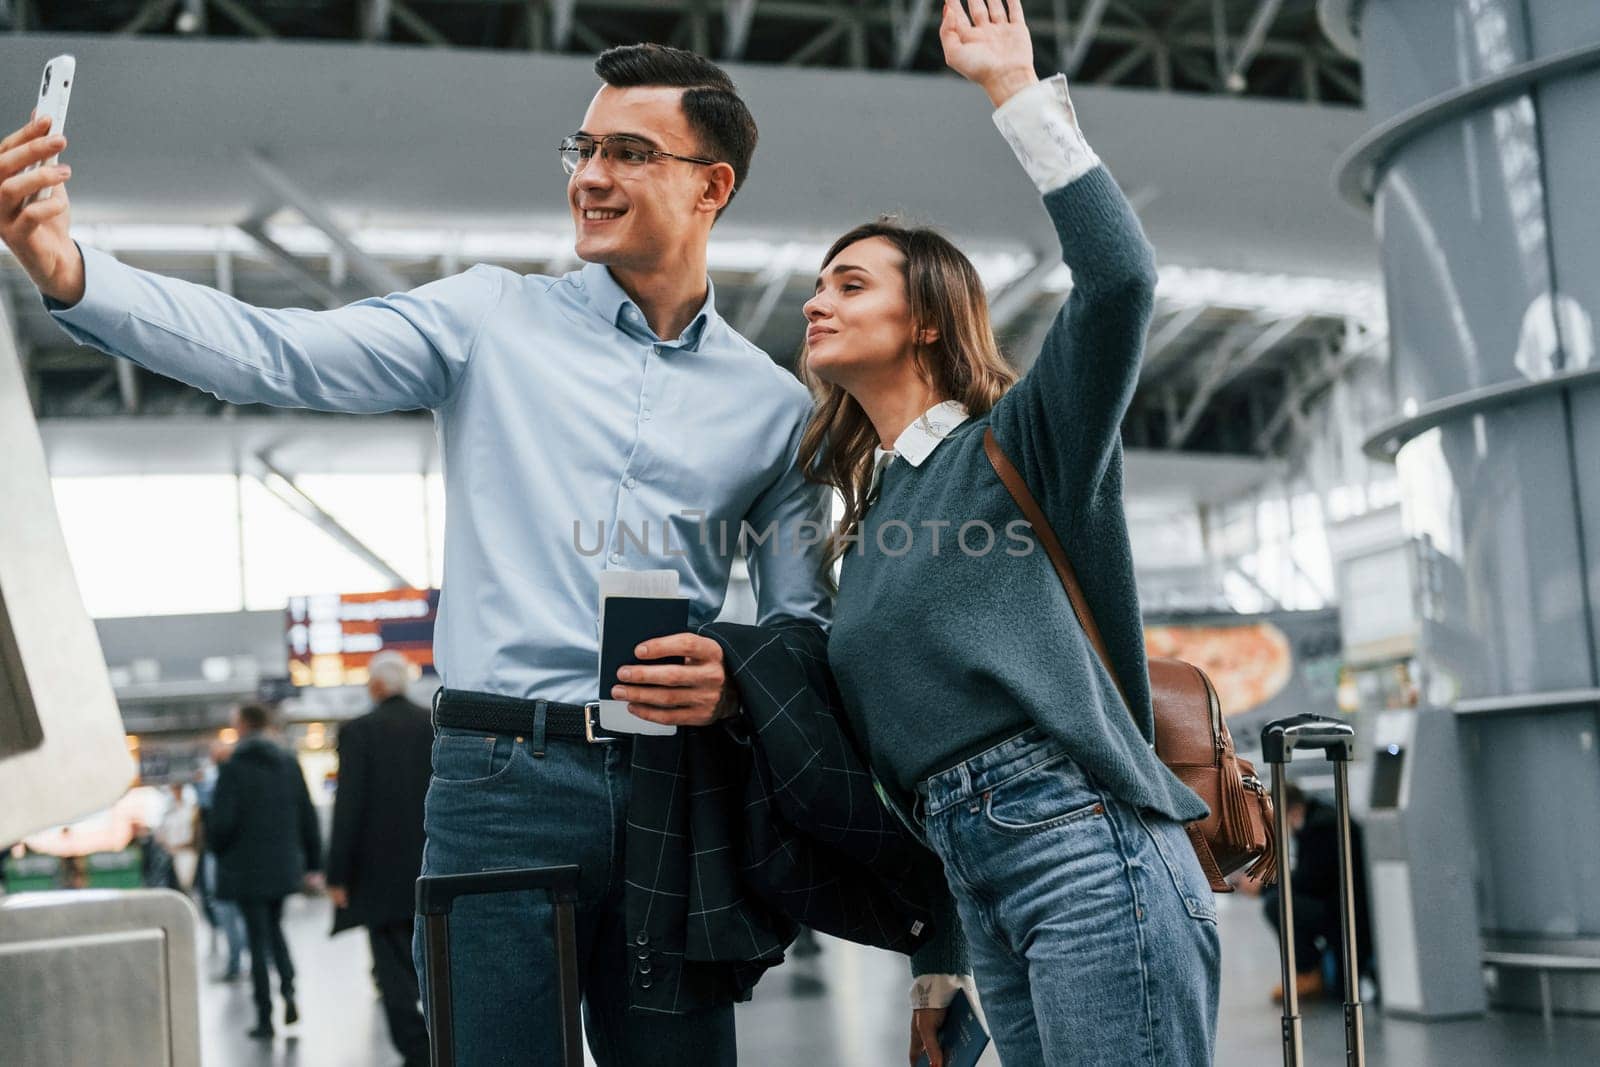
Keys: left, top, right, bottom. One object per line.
{"left": 829, "top": 166, "right": 1211, "bottom": 977}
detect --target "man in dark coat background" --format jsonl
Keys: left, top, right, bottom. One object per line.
{"left": 209, "top": 702, "right": 324, "bottom": 1040}
{"left": 326, "top": 651, "right": 433, "bottom": 1067}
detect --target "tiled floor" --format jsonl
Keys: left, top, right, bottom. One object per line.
{"left": 197, "top": 893, "right": 1600, "bottom": 1065}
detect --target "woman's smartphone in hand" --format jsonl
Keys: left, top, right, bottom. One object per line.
{"left": 24, "top": 53, "right": 74, "bottom": 206}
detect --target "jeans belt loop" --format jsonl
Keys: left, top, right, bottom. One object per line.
{"left": 532, "top": 699, "right": 549, "bottom": 758}
{"left": 958, "top": 761, "right": 973, "bottom": 801}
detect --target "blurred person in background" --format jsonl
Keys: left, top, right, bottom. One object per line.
{"left": 55, "top": 853, "right": 88, "bottom": 890}
{"left": 157, "top": 782, "right": 200, "bottom": 892}
{"left": 196, "top": 741, "right": 249, "bottom": 980}
{"left": 1238, "top": 783, "right": 1373, "bottom": 1003}
{"left": 132, "top": 816, "right": 180, "bottom": 890}
{"left": 209, "top": 703, "right": 324, "bottom": 1040}
{"left": 326, "top": 651, "right": 433, "bottom": 1067}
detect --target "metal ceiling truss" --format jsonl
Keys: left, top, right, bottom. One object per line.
{"left": 6, "top": 226, "right": 1383, "bottom": 462}
{"left": 23, "top": 0, "right": 1360, "bottom": 106}
{"left": 247, "top": 451, "right": 413, "bottom": 588}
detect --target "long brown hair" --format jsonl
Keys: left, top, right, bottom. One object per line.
{"left": 797, "top": 219, "right": 1019, "bottom": 580}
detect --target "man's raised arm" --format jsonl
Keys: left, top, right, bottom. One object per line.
{"left": 1, "top": 115, "right": 500, "bottom": 413}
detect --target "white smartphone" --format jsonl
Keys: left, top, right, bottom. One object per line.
{"left": 24, "top": 53, "right": 75, "bottom": 205}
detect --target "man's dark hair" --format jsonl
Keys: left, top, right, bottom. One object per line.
{"left": 237, "top": 703, "right": 272, "bottom": 732}
{"left": 594, "top": 44, "right": 758, "bottom": 213}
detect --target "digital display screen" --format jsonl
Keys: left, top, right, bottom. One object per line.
{"left": 286, "top": 588, "right": 439, "bottom": 688}
{"left": 1370, "top": 746, "right": 1405, "bottom": 810}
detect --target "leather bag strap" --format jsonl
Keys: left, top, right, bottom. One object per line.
{"left": 981, "top": 427, "right": 1130, "bottom": 711}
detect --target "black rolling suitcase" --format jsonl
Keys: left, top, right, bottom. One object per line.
{"left": 1260, "top": 715, "right": 1366, "bottom": 1067}
{"left": 415, "top": 865, "right": 584, "bottom": 1067}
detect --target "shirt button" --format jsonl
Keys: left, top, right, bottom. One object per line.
{"left": 641, "top": 410, "right": 653, "bottom": 422}
{"left": 635, "top": 932, "right": 649, "bottom": 946}
{"left": 608, "top": 552, "right": 623, "bottom": 565}
{"left": 624, "top": 477, "right": 637, "bottom": 490}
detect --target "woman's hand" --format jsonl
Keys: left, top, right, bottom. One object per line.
{"left": 939, "top": 0, "right": 1040, "bottom": 108}
{"left": 909, "top": 1005, "right": 949, "bottom": 1067}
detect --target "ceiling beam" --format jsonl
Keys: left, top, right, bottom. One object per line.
{"left": 550, "top": 0, "right": 577, "bottom": 49}
{"left": 115, "top": 360, "right": 141, "bottom": 415}
{"left": 360, "top": 0, "right": 392, "bottom": 41}
{"left": 735, "top": 244, "right": 803, "bottom": 340}
{"left": 892, "top": 0, "right": 936, "bottom": 70}
{"left": 1064, "top": 0, "right": 1113, "bottom": 77}
{"left": 1095, "top": 41, "right": 1153, "bottom": 85}
{"left": 989, "top": 252, "right": 1062, "bottom": 333}
{"left": 785, "top": 20, "right": 849, "bottom": 65}
{"left": 1210, "top": 0, "right": 1230, "bottom": 83}
{"left": 1170, "top": 316, "right": 1281, "bottom": 446}
{"left": 247, "top": 451, "right": 413, "bottom": 589}
{"left": 724, "top": 0, "right": 759, "bottom": 60}
{"left": 119, "top": 0, "right": 178, "bottom": 35}
{"left": 208, "top": 0, "right": 275, "bottom": 38}
{"left": 1139, "top": 304, "right": 1206, "bottom": 381}
{"left": 243, "top": 153, "right": 410, "bottom": 296}
{"left": 391, "top": 0, "right": 450, "bottom": 46}
{"left": 235, "top": 217, "right": 347, "bottom": 310}
{"left": 1225, "top": 0, "right": 1285, "bottom": 92}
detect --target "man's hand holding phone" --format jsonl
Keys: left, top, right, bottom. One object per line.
{"left": 1, "top": 113, "right": 83, "bottom": 306}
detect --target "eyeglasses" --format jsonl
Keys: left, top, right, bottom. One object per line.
{"left": 559, "top": 134, "right": 720, "bottom": 176}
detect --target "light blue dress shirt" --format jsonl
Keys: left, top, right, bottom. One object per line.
{"left": 49, "top": 248, "right": 831, "bottom": 703}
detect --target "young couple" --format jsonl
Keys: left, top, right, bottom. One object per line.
{"left": 1, "top": 0, "right": 1216, "bottom": 1062}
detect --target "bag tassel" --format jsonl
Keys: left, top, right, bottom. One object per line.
{"left": 1217, "top": 754, "right": 1255, "bottom": 848}
{"left": 1245, "top": 804, "right": 1279, "bottom": 887}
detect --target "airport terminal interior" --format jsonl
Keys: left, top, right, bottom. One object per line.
{"left": 5, "top": 1, "right": 1600, "bottom": 1064}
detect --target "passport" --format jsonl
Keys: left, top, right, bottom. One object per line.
{"left": 914, "top": 990, "right": 990, "bottom": 1067}
{"left": 598, "top": 595, "right": 690, "bottom": 702}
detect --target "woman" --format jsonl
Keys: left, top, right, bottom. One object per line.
{"left": 799, "top": 2, "right": 1220, "bottom": 1064}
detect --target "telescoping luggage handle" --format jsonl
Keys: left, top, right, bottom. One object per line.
{"left": 1259, "top": 715, "right": 1365, "bottom": 1067}
{"left": 416, "top": 865, "right": 583, "bottom": 1067}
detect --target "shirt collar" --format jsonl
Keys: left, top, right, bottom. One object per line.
{"left": 868, "top": 400, "right": 972, "bottom": 498}
{"left": 579, "top": 262, "right": 717, "bottom": 351}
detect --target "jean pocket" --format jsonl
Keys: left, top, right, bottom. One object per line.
{"left": 982, "top": 755, "right": 1107, "bottom": 836}
{"left": 431, "top": 729, "right": 517, "bottom": 785}
{"left": 1142, "top": 814, "right": 1218, "bottom": 924}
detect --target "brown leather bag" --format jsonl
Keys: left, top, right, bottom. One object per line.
{"left": 983, "top": 428, "right": 1276, "bottom": 892}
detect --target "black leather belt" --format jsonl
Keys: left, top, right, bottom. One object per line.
{"left": 432, "top": 688, "right": 618, "bottom": 743}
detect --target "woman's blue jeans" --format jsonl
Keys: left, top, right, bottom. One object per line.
{"left": 920, "top": 728, "right": 1221, "bottom": 1066}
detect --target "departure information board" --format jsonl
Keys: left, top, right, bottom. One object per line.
{"left": 286, "top": 588, "right": 439, "bottom": 688}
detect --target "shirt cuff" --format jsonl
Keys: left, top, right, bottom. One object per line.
{"left": 909, "top": 973, "right": 965, "bottom": 1010}
{"left": 991, "top": 73, "right": 1101, "bottom": 194}
{"left": 43, "top": 243, "right": 134, "bottom": 337}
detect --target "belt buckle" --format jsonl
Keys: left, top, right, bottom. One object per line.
{"left": 583, "top": 701, "right": 617, "bottom": 744}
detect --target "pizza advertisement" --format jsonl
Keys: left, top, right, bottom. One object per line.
{"left": 1143, "top": 608, "right": 1345, "bottom": 749}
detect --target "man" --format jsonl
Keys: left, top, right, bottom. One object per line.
{"left": 208, "top": 703, "right": 324, "bottom": 1040}
{"left": 0, "top": 43, "right": 827, "bottom": 1064}
{"left": 325, "top": 651, "right": 433, "bottom": 1067}
{"left": 196, "top": 740, "right": 250, "bottom": 981}
{"left": 1241, "top": 783, "right": 1374, "bottom": 1002}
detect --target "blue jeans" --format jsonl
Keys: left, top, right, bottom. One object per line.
{"left": 202, "top": 851, "right": 247, "bottom": 974}
{"left": 412, "top": 727, "right": 735, "bottom": 1066}
{"left": 920, "top": 728, "right": 1220, "bottom": 1066}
